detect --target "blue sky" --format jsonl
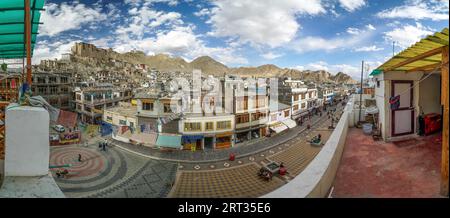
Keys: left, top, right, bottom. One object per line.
{"left": 33, "top": 0, "right": 449, "bottom": 79}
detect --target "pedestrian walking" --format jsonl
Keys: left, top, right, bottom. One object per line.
{"left": 78, "top": 154, "right": 82, "bottom": 162}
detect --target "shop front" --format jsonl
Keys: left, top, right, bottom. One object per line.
{"left": 215, "top": 132, "right": 233, "bottom": 149}
{"left": 292, "top": 110, "right": 310, "bottom": 125}
{"left": 181, "top": 135, "right": 203, "bottom": 150}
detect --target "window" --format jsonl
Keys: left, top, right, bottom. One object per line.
{"left": 49, "top": 86, "right": 58, "bottom": 94}
{"left": 38, "top": 86, "right": 47, "bottom": 94}
{"left": 236, "top": 114, "right": 249, "bottom": 124}
{"left": 205, "top": 122, "right": 214, "bottom": 131}
{"left": 142, "top": 102, "right": 153, "bottom": 111}
{"left": 184, "top": 122, "right": 202, "bottom": 132}
{"left": 217, "top": 121, "right": 231, "bottom": 130}
{"left": 106, "top": 116, "right": 113, "bottom": 122}
{"left": 37, "top": 77, "right": 46, "bottom": 84}
{"left": 257, "top": 97, "right": 265, "bottom": 108}
{"left": 130, "top": 122, "right": 134, "bottom": 128}
{"left": 251, "top": 112, "right": 266, "bottom": 121}
{"left": 243, "top": 96, "right": 248, "bottom": 110}
{"left": 61, "top": 87, "right": 69, "bottom": 93}
{"left": 164, "top": 103, "right": 172, "bottom": 113}
{"left": 284, "top": 110, "right": 290, "bottom": 117}
{"left": 293, "top": 95, "right": 299, "bottom": 101}
{"left": 301, "top": 102, "right": 306, "bottom": 109}
{"left": 49, "top": 77, "right": 57, "bottom": 83}
{"left": 270, "top": 114, "right": 277, "bottom": 121}
{"left": 293, "top": 105, "right": 299, "bottom": 111}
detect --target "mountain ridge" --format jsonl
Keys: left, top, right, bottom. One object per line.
{"left": 68, "top": 42, "right": 358, "bottom": 84}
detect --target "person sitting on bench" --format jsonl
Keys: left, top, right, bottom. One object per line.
{"left": 311, "top": 134, "right": 322, "bottom": 144}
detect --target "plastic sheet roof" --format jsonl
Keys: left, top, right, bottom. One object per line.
{"left": 0, "top": 0, "right": 45, "bottom": 59}
{"left": 371, "top": 28, "right": 449, "bottom": 76}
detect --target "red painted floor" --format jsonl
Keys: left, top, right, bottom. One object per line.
{"left": 332, "top": 128, "right": 443, "bottom": 198}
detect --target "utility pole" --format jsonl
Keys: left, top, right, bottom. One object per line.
{"left": 358, "top": 60, "right": 364, "bottom": 125}
{"left": 392, "top": 41, "right": 395, "bottom": 57}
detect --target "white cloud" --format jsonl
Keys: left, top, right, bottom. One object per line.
{"left": 194, "top": 8, "right": 212, "bottom": 17}
{"left": 206, "top": 0, "right": 325, "bottom": 47}
{"left": 383, "top": 22, "right": 434, "bottom": 48}
{"left": 40, "top": 2, "right": 107, "bottom": 36}
{"left": 339, "top": 0, "right": 366, "bottom": 12}
{"left": 261, "top": 52, "right": 283, "bottom": 60}
{"left": 354, "top": 45, "right": 384, "bottom": 52}
{"left": 293, "top": 65, "right": 305, "bottom": 71}
{"left": 366, "top": 24, "right": 376, "bottom": 30}
{"left": 346, "top": 27, "right": 361, "bottom": 35}
{"left": 291, "top": 26, "right": 375, "bottom": 53}
{"left": 113, "top": 26, "right": 247, "bottom": 65}
{"left": 308, "top": 61, "right": 329, "bottom": 71}
{"left": 32, "top": 41, "right": 78, "bottom": 64}
{"left": 115, "top": 5, "right": 183, "bottom": 39}
{"left": 377, "top": 0, "right": 449, "bottom": 21}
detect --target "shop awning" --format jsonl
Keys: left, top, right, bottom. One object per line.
{"left": 182, "top": 135, "right": 203, "bottom": 143}
{"left": 270, "top": 122, "right": 288, "bottom": 133}
{"left": 282, "top": 118, "right": 297, "bottom": 129}
{"left": 370, "top": 28, "right": 449, "bottom": 75}
{"left": 0, "top": 0, "right": 45, "bottom": 59}
{"left": 216, "top": 132, "right": 233, "bottom": 138}
{"left": 156, "top": 134, "right": 182, "bottom": 149}
{"left": 292, "top": 110, "right": 309, "bottom": 119}
{"left": 130, "top": 133, "right": 157, "bottom": 145}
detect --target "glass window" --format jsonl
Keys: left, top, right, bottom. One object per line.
{"left": 205, "top": 122, "right": 214, "bottom": 131}
{"left": 143, "top": 102, "right": 153, "bottom": 111}
{"left": 184, "top": 122, "right": 202, "bottom": 132}
{"left": 217, "top": 121, "right": 231, "bottom": 130}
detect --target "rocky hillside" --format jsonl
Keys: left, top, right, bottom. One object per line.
{"left": 69, "top": 42, "right": 357, "bottom": 84}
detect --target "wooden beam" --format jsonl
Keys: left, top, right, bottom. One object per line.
{"left": 385, "top": 46, "right": 444, "bottom": 71}
{"left": 25, "top": 0, "right": 32, "bottom": 85}
{"left": 406, "top": 63, "right": 441, "bottom": 73}
{"left": 441, "top": 45, "right": 449, "bottom": 196}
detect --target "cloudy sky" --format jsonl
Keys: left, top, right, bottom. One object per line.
{"left": 33, "top": 0, "right": 449, "bottom": 79}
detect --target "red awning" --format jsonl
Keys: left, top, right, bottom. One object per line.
{"left": 57, "top": 110, "right": 78, "bottom": 128}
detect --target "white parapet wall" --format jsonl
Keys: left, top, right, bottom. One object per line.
{"left": 0, "top": 104, "right": 65, "bottom": 198}
{"left": 262, "top": 99, "right": 352, "bottom": 198}
{"left": 4, "top": 105, "right": 50, "bottom": 176}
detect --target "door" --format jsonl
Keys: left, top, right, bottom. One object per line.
{"left": 391, "top": 81, "right": 414, "bottom": 136}
{"left": 204, "top": 137, "right": 213, "bottom": 149}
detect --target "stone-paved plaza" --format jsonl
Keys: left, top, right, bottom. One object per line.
{"left": 49, "top": 105, "right": 343, "bottom": 198}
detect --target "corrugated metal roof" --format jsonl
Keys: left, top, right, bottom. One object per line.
{"left": 371, "top": 28, "right": 449, "bottom": 76}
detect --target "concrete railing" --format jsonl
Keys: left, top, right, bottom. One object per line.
{"left": 262, "top": 99, "right": 353, "bottom": 198}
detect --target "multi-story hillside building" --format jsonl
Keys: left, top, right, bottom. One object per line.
{"left": 30, "top": 71, "right": 72, "bottom": 110}
{"left": 74, "top": 85, "right": 132, "bottom": 123}
{"left": 179, "top": 76, "right": 234, "bottom": 150}
{"left": 278, "top": 78, "right": 311, "bottom": 124}
{"left": 318, "top": 84, "right": 335, "bottom": 107}
{"left": 225, "top": 75, "right": 269, "bottom": 144}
